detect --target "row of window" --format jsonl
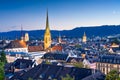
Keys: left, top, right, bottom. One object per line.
{"left": 96, "top": 63, "right": 120, "bottom": 74}
{"left": 5, "top": 49, "right": 28, "bottom": 52}
{"left": 96, "top": 63, "right": 120, "bottom": 68}
{"left": 99, "top": 59, "right": 120, "bottom": 64}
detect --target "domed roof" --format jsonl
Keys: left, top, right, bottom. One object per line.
{"left": 5, "top": 40, "right": 27, "bottom": 49}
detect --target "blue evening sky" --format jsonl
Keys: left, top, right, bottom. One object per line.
{"left": 0, "top": 0, "right": 120, "bottom": 32}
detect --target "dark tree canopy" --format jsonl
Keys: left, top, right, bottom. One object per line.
{"left": 105, "top": 69, "right": 120, "bottom": 80}
{"left": 0, "top": 51, "right": 7, "bottom": 80}
{"left": 0, "top": 51, "right": 7, "bottom": 63}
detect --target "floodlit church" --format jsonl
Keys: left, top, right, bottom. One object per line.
{"left": 5, "top": 11, "right": 62, "bottom": 57}
{"left": 24, "top": 33, "right": 29, "bottom": 42}
{"left": 43, "top": 11, "right": 62, "bottom": 52}
{"left": 44, "top": 11, "right": 52, "bottom": 51}
{"left": 5, "top": 39, "right": 28, "bottom": 55}
{"left": 82, "top": 32, "right": 87, "bottom": 43}
{"left": 5, "top": 29, "right": 29, "bottom": 55}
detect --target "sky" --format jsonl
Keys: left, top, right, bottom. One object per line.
{"left": 0, "top": 0, "right": 120, "bottom": 32}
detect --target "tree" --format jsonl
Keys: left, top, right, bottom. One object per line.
{"left": 105, "top": 69, "right": 120, "bottom": 80}
{"left": 0, "top": 51, "right": 7, "bottom": 63}
{"left": 61, "top": 74, "right": 74, "bottom": 80}
{"left": 28, "top": 77, "right": 33, "bottom": 80}
{"left": 75, "top": 44, "right": 81, "bottom": 49}
{"left": 45, "top": 60, "right": 51, "bottom": 64}
{"left": 0, "top": 51, "right": 7, "bottom": 80}
{"left": 0, "top": 62, "right": 4, "bottom": 80}
{"left": 73, "top": 62, "right": 84, "bottom": 68}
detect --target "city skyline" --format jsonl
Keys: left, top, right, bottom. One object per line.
{"left": 0, "top": 0, "right": 120, "bottom": 32}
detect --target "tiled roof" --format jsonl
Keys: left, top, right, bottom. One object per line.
{"left": 82, "top": 72, "right": 105, "bottom": 80}
{"left": 112, "top": 47, "right": 120, "bottom": 52}
{"left": 66, "top": 57, "right": 84, "bottom": 63}
{"left": 9, "top": 70, "right": 26, "bottom": 80}
{"left": 0, "top": 40, "right": 7, "bottom": 44}
{"left": 42, "top": 53, "right": 68, "bottom": 61}
{"left": 52, "top": 45, "right": 62, "bottom": 51}
{"left": 28, "top": 45, "right": 43, "bottom": 52}
{"left": 97, "top": 54, "right": 120, "bottom": 64}
{"left": 5, "top": 40, "right": 27, "bottom": 48}
{"left": 5, "top": 63, "right": 14, "bottom": 74}
{"left": 11, "top": 64, "right": 96, "bottom": 80}
{"left": 13, "top": 59, "right": 35, "bottom": 69}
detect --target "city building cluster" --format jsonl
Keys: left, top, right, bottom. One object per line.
{"left": 0, "top": 11, "right": 120, "bottom": 80}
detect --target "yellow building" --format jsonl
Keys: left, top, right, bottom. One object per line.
{"left": 44, "top": 11, "right": 51, "bottom": 50}
{"left": 82, "top": 32, "right": 87, "bottom": 43}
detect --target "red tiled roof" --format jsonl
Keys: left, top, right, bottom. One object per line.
{"left": 28, "top": 46, "right": 43, "bottom": 52}
{"left": 51, "top": 45, "right": 62, "bottom": 51}
{"left": 6, "top": 40, "right": 27, "bottom": 48}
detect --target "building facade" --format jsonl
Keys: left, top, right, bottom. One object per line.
{"left": 5, "top": 40, "right": 28, "bottom": 54}
{"left": 96, "top": 54, "right": 120, "bottom": 74}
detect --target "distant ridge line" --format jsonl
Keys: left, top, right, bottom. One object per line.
{"left": 0, "top": 25, "right": 120, "bottom": 40}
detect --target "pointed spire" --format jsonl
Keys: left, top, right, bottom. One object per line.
{"left": 44, "top": 10, "right": 51, "bottom": 50}
{"left": 59, "top": 32, "right": 61, "bottom": 38}
{"left": 84, "top": 32, "right": 86, "bottom": 36}
{"left": 21, "top": 24, "right": 23, "bottom": 37}
{"left": 82, "top": 31, "right": 87, "bottom": 43}
{"left": 45, "top": 9, "right": 50, "bottom": 32}
{"left": 58, "top": 32, "right": 61, "bottom": 43}
{"left": 21, "top": 24, "right": 24, "bottom": 40}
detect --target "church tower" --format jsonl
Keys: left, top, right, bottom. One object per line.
{"left": 21, "top": 26, "right": 24, "bottom": 41}
{"left": 82, "top": 32, "right": 87, "bottom": 43}
{"left": 44, "top": 11, "right": 51, "bottom": 50}
{"left": 58, "top": 32, "right": 62, "bottom": 44}
{"left": 24, "top": 33, "right": 29, "bottom": 42}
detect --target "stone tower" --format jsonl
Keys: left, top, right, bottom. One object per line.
{"left": 44, "top": 11, "right": 51, "bottom": 50}
{"left": 58, "top": 32, "right": 61, "bottom": 44}
{"left": 82, "top": 32, "right": 87, "bottom": 43}
{"left": 24, "top": 33, "right": 29, "bottom": 42}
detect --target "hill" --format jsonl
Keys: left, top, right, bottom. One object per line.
{"left": 0, "top": 25, "right": 120, "bottom": 40}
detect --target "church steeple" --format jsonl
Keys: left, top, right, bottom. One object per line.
{"left": 84, "top": 32, "right": 86, "bottom": 36}
{"left": 44, "top": 10, "right": 51, "bottom": 50}
{"left": 82, "top": 32, "right": 87, "bottom": 43}
{"left": 45, "top": 10, "right": 50, "bottom": 33}
{"left": 58, "top": 32, "right": 62, "bottom": 44}
{"left": 21, "top": 25, "right": 24, "bottom": 40}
